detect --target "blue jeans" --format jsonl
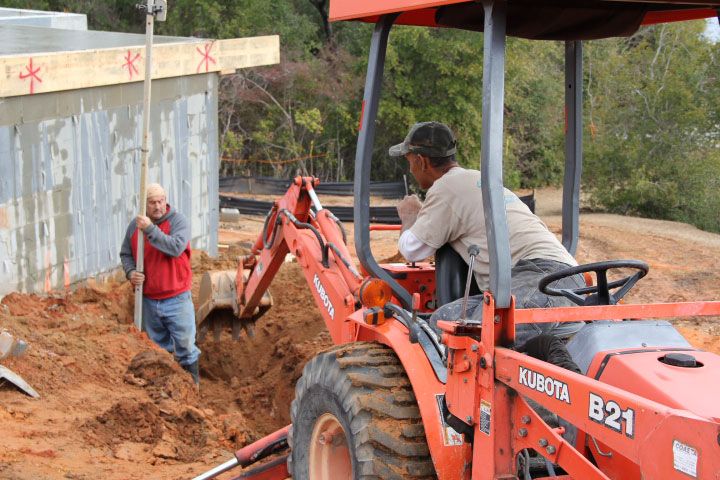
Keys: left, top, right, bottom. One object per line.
{"left": 142, "top": 290, "right": 201, "bottom": 366}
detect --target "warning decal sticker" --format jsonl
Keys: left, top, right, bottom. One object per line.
{"left": 479, "top": 400, "right": 491, "bottom": 436}
{"left": 672, "top": 440, "right": 698, "bottom": 478}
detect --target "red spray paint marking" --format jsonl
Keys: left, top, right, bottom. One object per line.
{"left": 196, "top": 42, "right": 217, "bottom": 73}
{"left": 19, "top": 58, "right": 42, "bottom": 95}
{"left": 123, "top": 50, "right": 141, "bottom": 80}
{"left": 63, "top": 257, "right": 70, "bottom": 290}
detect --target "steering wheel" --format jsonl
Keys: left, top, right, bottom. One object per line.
{"left": 538, "top": 260, "right": 649, "bottom": 306}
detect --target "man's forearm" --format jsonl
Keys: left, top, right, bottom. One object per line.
{"left": 145, "top": 225, "right": 188, "bottom": 257}
{"left": 398, "top": 230, "right": 436, "bottom": 262}
{"left": 400, "top": 213, "right": 418, "bottom": 232}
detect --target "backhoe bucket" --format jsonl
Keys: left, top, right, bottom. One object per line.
{"left": 195, "top": 269, "right": 272, "bottom": 341}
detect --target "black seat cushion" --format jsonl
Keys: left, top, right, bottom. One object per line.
{"left": 435, "top": 244, "right": 481, "bottom": 307}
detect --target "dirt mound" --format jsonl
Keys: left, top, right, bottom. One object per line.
{"left": 69, "top": 282, "right": 134, "bottom": 324}
{"left": 84, "top": 398, "right": 165, "bottom": 446}
{"left": 192, "top": 245, "right": 251, "bottom": 274}
{"left": 2, "top": 292, "right": 79, "bottom": 317}
{"left": 83, "top": 350, "right": 218, "bottom": 462}
{"left": 83, "top": 397, "right": 212, "bottom": 462}
{"left": 0, "top": 252, "right": 330, "bottom": 477}
{"left": 2, "top": 281, "right": 134, "bottom": 323}
{"left": 126, "top": 350, "right": 199, "bottom": 405}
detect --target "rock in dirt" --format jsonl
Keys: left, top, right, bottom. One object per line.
{"left": 0, "top": 330, "right": 26, "bottom": 359}
{"left": 219, "top": 412, "right": 253, "bottom": 448}
{"left": 113, "top": 442, "right": 150, "bottom": 462}
{"left": 152, "top": 434, "right": 179, "bottom": 460}
{"left": 0, "top": 330, "right": 14, "bottom": 359}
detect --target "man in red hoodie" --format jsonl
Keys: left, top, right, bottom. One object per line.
{"left": 120, "top": 183, "right": 200, "bottom": 384}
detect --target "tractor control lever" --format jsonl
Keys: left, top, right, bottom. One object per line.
{"left": 459, "top": 245, "right": 481, "bottom": 325}
{"left": 409, "top": 293, "right": 422, "bottom": 344}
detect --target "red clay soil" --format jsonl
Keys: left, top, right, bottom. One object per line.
{"left": 0, "top": 193, "right": 719, "bottom": 479}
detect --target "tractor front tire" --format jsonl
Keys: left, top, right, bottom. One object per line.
{"left": 288, "top": 342, "right": 435, "bottom": 480}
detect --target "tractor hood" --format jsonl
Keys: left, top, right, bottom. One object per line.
{"left": 330, "top": 0, "right": 720, "bottom": 40}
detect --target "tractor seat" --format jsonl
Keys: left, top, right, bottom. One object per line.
{"left": 435, "top": 244, "right": 481, "bottom": 308}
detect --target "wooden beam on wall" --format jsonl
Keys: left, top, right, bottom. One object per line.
{"left": 0, "top": 35, "right": 279, "bottom": 98}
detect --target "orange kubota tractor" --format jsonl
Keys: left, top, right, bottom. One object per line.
{"left": 194, "top": 2, "right": 720, "bottom": 479}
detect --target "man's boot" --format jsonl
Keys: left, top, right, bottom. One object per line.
{"left": 182, "top": 360, "right": 200, "bottom": 386}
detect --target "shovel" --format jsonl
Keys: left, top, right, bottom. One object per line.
{"left": 0, "top": 365, "right": 39, "bottom": 399}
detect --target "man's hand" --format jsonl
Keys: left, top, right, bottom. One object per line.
{"left": 129, "top": 270, "right": 145, "bottom": 286}
{"left": 397, "top": 194, "right": 422, "bottom": 231}
{"left": 136, "top": 215, "right": 152, "bottom": 231}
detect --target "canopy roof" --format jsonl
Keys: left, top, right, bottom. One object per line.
{"left": 329, "top": 0, "right": 720, "bottom": 40}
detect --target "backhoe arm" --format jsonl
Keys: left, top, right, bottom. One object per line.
{"left": 238, "top": 177, "right": 363, "bottom": 343}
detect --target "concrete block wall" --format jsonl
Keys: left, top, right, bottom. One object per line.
{"left": 0, "top": 74, "right": 219, "bottom": 294}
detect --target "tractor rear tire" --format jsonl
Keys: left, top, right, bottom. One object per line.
{"left": 288, "top": 342, "right": 435, "bottom": 479}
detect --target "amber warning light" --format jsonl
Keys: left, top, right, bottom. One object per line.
{"left": 360, "top": 279, "right": 393, "bottom": 326}
{"left": 359, "top": 278, "right": 393, "bottom": 308}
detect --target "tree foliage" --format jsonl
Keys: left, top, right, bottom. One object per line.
{"left": 583, "top": 22, "right": 720, "bottom": 231}
{"left": 12, "top": 1, "right": 720, "bottom": 231}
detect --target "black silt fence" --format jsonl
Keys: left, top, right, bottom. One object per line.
{"left": 219, "top": 176, "right": 406, "bottom": 199}
{"left": 219, "top": 196, "right": 401, "bottom": 224}
{"left": 219, "top": 191, "right": 534, "bottom": 225}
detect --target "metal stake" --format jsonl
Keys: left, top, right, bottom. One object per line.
{"left": 133, "top": 0, "right": 158, "bottom": 331}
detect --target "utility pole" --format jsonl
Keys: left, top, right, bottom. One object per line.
{"left": 133, "top": 0, "right": 168, "bottom": 331}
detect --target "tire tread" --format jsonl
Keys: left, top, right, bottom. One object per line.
{"left": 289, "top": 342, "right": 435, "bottom": 479}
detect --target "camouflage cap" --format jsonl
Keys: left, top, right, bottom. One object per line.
{"left": 389, "top": 121, "right": 457, "bottom": 158}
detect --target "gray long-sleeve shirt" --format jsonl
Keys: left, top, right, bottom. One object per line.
{"left": 119, "top": 204, "right": 191, "bottom": 279}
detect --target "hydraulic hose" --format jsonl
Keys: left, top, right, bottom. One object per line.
{"left": 325, "top": 242, "right": 362, "bottom": 279}
{"left": 382, "top": 303, "right": 445, "bottom": 360}
{"left": 279, "top": 209, "right": 329, "bottom": 267}
{"left": 262, "top": 204, "right": 280, "bottom": 249}
{"left": 328, "top": 211, "right": 348, "bottom": 244}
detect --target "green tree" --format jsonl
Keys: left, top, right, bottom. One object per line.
{"left": 374, "top": 27, "right": 485, "bottom": 182}
{"left": 584, "top": 21, "right": 720, "bottom": 231}
{"left": 505, "top": 38, "right": 565, "bottom": 188}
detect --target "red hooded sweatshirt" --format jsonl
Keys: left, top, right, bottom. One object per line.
{"left": 119, "top": 204, "right": 192, "bottom": 300}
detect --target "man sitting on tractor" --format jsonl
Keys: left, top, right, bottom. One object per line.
{"left": 393, "top": 121, "right": 584, "bottom": 345}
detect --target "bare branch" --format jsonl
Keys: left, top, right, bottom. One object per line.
{"left": 243, "top": 74, "right": 293, "bottom": 123}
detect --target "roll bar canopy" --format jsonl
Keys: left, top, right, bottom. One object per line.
{"left": 344, "top": 0, "right": 718, "bottom": 308}
{"left": 331, "top": 0, "right": 720, "bottom": 39}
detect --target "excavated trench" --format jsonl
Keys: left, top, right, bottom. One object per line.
{"left": 192, "top": 247, "right": 333, "bottom": 440}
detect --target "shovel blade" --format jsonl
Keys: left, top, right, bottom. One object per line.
{"left": 0, "top": 365, "right": 39, "bottom": 398}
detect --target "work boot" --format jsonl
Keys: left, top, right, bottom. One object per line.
{"left": 182, "top": 360, "right": 200, "bottom": 386}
